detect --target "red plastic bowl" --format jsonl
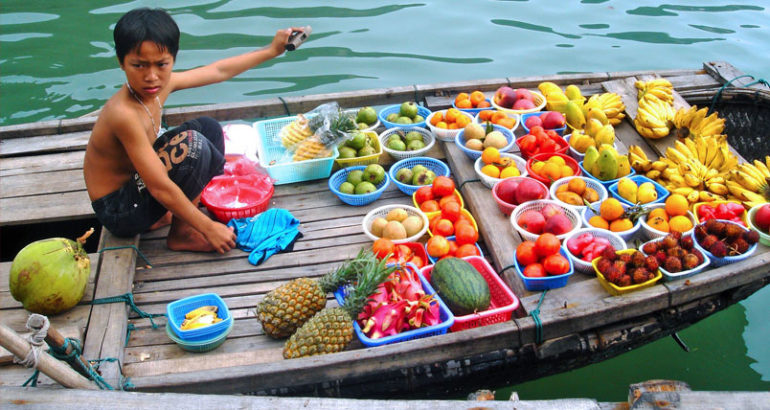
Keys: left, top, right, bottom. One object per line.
{"left": 525, "top": 153, "right": 581, "bottom": 187}
{"left": 515, "top": 134, "right": 569, "bottom": 160}
{"left": 492, "top": 176, "right": 549, "bottom": 216}
{"left": 201, "top": 175, "right": 274, "bottom": 223}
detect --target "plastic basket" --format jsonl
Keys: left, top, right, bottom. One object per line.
{"left": 510, "top": 199, "right": 582, "bottom": 242}
{"left": 693, "top": 200, "right": 748, "bottom": 226}
{"left": 378, "top": 126, "right": 436, "bottom": 160}
{"left": 165, "top": 320, "right": 232, "bottom": 353}
{"left": 328, "top": 165, "right": 390, "bottom": 206}
{"left": 563, "top": 134, "right": 619, "bottom": 162}
{"left": 425, "top": 208, "right": 478, "bottom": 237}
{"left": 455, "top": 125, "right": 516, "bottom": 161}
{"left": 200, "top": 175, "right": 274, "bottom": 223}
{"left": 425, "top": 110, "right": 475, "bottom": 142}
{"left": 578, "top": 161, "right": 637, "bottom": 189}
{"left": 397, "top": 242, "right": 430, "bottom": 269}
{"left": 520, "top": 111, "right": 567, "bottom": 136}
{"left": 639, "top": 203, "right": 696, "bottom": 241}
{"left": 549, "top": 176, "right": 608, "bottom": 213}
{"left": 389, "top": 157, "right": 451, "bottom": 196}
{"left": 378, "top": 104, "right": 432, "bottom": 129}
{"left": 334, "top": 263, "right": 454, "bottom": 347}
{"left": 166, "top": 293, "right": 233, "bottom": 342}
{"left": 490, "top": 90, "right": 546, "bottom": 115}
{"left": 562, "top": 228, "right": 627, "bottom": 274}
{"left": 413, "top": 188, "right": 465, "bottom": 211}
{"left": 253, "top": 117, "right": 338, "bottom": 185}
{"left": 514, "top": 247, "right": 574, "bottom": 291}
{"left": 581, "top": 202, "right": 642, "bottom": 242}
{"left": 335, "top": 131, "right": 382, "bottom": 168}
{"left": 516, "top": 134, "right": 569, "bottom": 161}
{"left": 592, "top": 249, "right": 663, "bottom": 296}
{"left": 474, "top": 153, "right": 528, "bottom": 189}
{"left": 452, "top": 98, "right": 493, "bottom": 115}
{"left": 362, "top": 204, "right": 429, "bottom": 244}
{"left": 747, "top": 204, "right": 770, "bottom": 246}
{"left": 693, "top": 219, "right": 758, "bottom": 267}
{"left": 525, "top": 153, "right": 581, "bottom": 187}
{"left": 419, "top": 256, "right": 519, "bottom": 332}
{"left": 426, "top": 235, "right": 484, "bottom": 264}
{"left": 492, "top": 176, "right": 549, "bottom": 217}
{"left": 639, "top": 237, "right": 711, "bottom": 281}
{"left": 344, "top": 108, "right": 380, "bottom": 132}
{"left": 608, "top": 175, "right": 669, "bottom": 207}
{"left": 473, "top": 110, "right": 520, "bottom": 132}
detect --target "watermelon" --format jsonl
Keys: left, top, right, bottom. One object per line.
{"left": 429, "top": 257, "right": 490, "bottom": 315}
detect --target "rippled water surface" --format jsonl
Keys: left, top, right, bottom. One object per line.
{"left": 1, "top": 0, "right": 769, "bottom": 402}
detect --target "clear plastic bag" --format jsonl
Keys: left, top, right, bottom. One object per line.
{"left": 279, "top": 102, "right": 357, "bottom": 162}
{"left": 222, "top": 155, "right": 274, "bottom": 190}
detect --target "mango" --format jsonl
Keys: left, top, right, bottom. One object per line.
{"left": 556, "top": 191, "right": 584, "bottom": 206}
{"left": 583, "top": 146, "right": 600, "bottom": 174}
{"left": 596, "top": 147, "right": 619, "bottom": 181}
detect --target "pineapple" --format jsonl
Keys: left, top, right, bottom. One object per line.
{"left": 257, "top": 249, "right": 377, "bottom": 339}
{"left": 282, "top": 255, "right": 395, "bottom": 359}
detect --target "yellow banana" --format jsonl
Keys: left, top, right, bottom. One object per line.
{"left": 684, "top": 173, "right": 702, "bottom": 188}
{"left": 185, "top": 305, "right": 218, "bottom": 319}
{"left": 672, "top": 186, "right": 695, "bottom": 196}
{"left": 706, "top": 182, "right": 729, "bottom": 195}
{"left": 686, "top": 190, "right": 700, "bottom": 203}
{"left": 666, "top": 146, "right": 689, "bottom": 164}
{"left": 754, "top": 160, "right": 770, "bottom": 178}
{"left": 646, "top": 170, "right": 662, "bottom": 179}
{"left": 651, "top": 161, "right": 668, "bottom": 172}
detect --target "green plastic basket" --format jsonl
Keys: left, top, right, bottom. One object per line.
{"left": 165, "top": 320, "right": 233, "bottom": 353}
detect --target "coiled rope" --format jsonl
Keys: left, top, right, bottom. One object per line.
{"left": 709, "top": 74, "right": 770, "bottom": 114}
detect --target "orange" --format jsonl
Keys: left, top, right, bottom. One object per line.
{"left": 481, "top": 147, "right": 501, "bottom": 164}
{"left": 556, "top": 184, "right": 569, "bottom": 193}
{"left": 470, "top": 91, "right": 486, "bottom": 107}
{"left": 500, "top": 166, "right": 520, "bottom": 178}
{"left": 478, "top": 110, "right": 494, "bottom": 122}
{"left": 491, "top": 111, "right": 508, "bottom": 124}
{"left": 669, "top": 215, "right": 693, "bottom": 232}
{"left": 498, "top": 117, "right": 516, "bottom": 129}
{"left": 665, "top": 194, "right": 689, "bottom": 217}
{"left": 445, "top": 108, "right": 462, "bottom": 123}
{"left": 588, "top": 215, "right": 610, "bottom": 230}
{"left": 567, "top": 178, "right": 586, "bottom": 195}
{"left": 455, "top": 98, "right": 472, "bottom": 109}
{"left": 455, "top": 114, "right": 471, "bottom": 128}
{"left": 430, "top": 112, "right": 443, "bottom": 126}
{"left": 648, "top": 207, "right": 669, "bottom": 221}
{"left": 599, "top": 198, "right": 624, "bottom": 221}
{"left": 647, "top": 216, "right": 669, "bottom": 233}
{"left": 454, "top": 93, "right": 469, "bottom": 105}
{"left": 477, "top": 100, "right": 491, "bottom": 108}
{"left": 481, "top": 164, "right": 501, "bottom": 178}
{"left": 609, "top": 218, "right": 634, "bottom": 232}
{"left": 436, "top": 121, "right": 448, "bottom": 129}
{"left": 448, "top": 122, "right": 459, "bottom": 129}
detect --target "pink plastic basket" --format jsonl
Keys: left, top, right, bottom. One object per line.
{"left": 201, "top": 175, "right": 274, "bottom": 223}
{"left": 419, "top": 256, "right": 519, "bottom": 332}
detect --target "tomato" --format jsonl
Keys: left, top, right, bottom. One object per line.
{"left": 432, "top": 176, "right": 456, "bottom": 198}
{"left": 455, "top": 222, "right": 478, "bottom": 246}
{"left": 426, "top": 235, "right": 450, "bottom": 258}
{"left": 441, "top": 200, "right": 462, "bottom": 222}
{"left": 429, "top": 214, "right": 442, "bottom": 232}
{"left": 523, "top": 263, "right": 546, "bottom": 278}
{"left": 372, "top": 238, "right": 395, "bottom": 259}
{"left": 414, "top": 186, "right": 434, "bottom": 205}
{"left": 515, "top": 241, "right": 538, "bottom": 266}
{"left": 543, "top": 253, "right": 570, "bottom": 275}
{"left": 534, "top": 233, "right": 561, "bottom": 258}
{"left": 540, "top": 138, "right": 556, "bottom": 153}
{"left": 420, "top": 199, "right": 440, "bottom": 213}
{"left": 438, "top": 194, "right": 459, "bottom": 209}
{"left": 447, "top": 239, "right": 458, "bottom": 256}
{"left": 434, "top": 218, "right": 454, "bottom": 237}
{"left": 455, "top": 243, "right": 480, "bottom": 258}
{"left": 518, "top": 134, "right": 536, "bottom": 153}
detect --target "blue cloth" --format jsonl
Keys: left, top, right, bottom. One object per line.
{"left": 227, "top": 208, "right": 301, "bottom": 265}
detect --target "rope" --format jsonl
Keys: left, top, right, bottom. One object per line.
{"left": 412, "top": 84, "right": 420, "bottom": 105}
{"left": 91, "top": 293, "right": 165, "bottom": 329}
{"left": 13, "top": 313, "right": 49, "bottom": 369}
{"left": 98, "top": 245, "right": 152, "bottom": 269}
{"left": 458, "top": 178, "right": 480, "bottom": 190}
{"left": 278, "top": 96, "right": 292, "bottom": 116}
{"left": 530, "top": 290, "right": 548, "bottom": 344}
{"left": 709, "top": 74, "right": 770, "bottom": 114}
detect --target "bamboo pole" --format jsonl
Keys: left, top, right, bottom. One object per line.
{"left": 25, "top": 314, "right": 94, "bottom": 379}
{"left": 0, "top": 324, "right": 97, "bottom": 390}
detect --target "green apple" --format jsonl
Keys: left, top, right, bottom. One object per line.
{"left": 354, "top": 181, "right": 377, "bottom": 194}
{"left": 346, "top": 132, "right": 366, "bottom": 150}
{"left": 404, "top": 131, "right": 423, "bottom": 143}
{"left": 400, "top": 101, "right": 419, "bottom": 119}
{"left": 395, "top": 168, "right": 413, "bottom": 184}
{"left": 413, "top": 115, "right": 425, "bottom": 124}
{"left": 347, "top": 169, "right": 364, "bottom": 186}
{"left": 363, "top": 164, "right": 386, "bottom": 185}
{"left": 396, "top": 116, "right": 413, "bottom": 125}
{"left": 356, "top": 106, "right": 377, "bottom": 125}
{"left": 339, "top": 182, "right": 355, "bottom": 195}
{"left": 387, "top": 139, "right": 406, "bottom": 151}
{"left": 338, "top": 146, "right": 357, "bottom": 159}
{"left": 407, "top": 139, "right": 425, "bottom": 151}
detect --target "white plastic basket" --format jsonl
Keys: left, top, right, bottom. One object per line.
{"left": 561, "top": 228, "right": 627, "bottom": 274}
{"left": 549, "top": 176, "right": 608, "bottom": 212}
{"left": 361, "top": 204, "right": 429, "bottom": 244}
{"left": 509, "top": 199, "right": 582, "bottom": 242}
{"left": 639, "top": 203, "right": 696, "bottom": 241}
{"left": 425, "top": 110, "right": 475, "bottom": 142}
{"left": 344, "top": 108, "right": 380, "bottom": 132}
{"left": 378, "top": 127, "right": 435, "bottom": 160}
{"left": 474, "top": 153, "right": 528, "bottom": 189}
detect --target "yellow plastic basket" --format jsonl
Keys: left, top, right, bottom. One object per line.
{"left": 334, "top": 131, "right": 382, "bottom": 168}
{"left": 591, "top": 249, "right": 662, "bottom": 296}
{"left": 425, "top": 208, "right": 478, "bottom": 237}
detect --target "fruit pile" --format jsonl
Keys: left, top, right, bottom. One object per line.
{"left": 414, "top": 176, "right": 460, "bottom": 213}
{"left": 394, "top": 164, "right": 436, "bottom": 187}
{"left": 582, "top": 144, "right": 631, "bottom": 182}
{"left": 537, "top": 82, "right": 626, "bottom": 127}
{"left": 693, "top": 219, "right": 758, "bottom": 258}
{"left": 493, "top": 86, "right": 539, "bottom": 111}
{"left": 384, "top": 101, "right": 425, "bottom": 125}
{"left": 372, "top": 238, "right": 426, "bottom": 269}
{"left": 477, "top": 110, "right": 517, "bottom": 130}
{"left": 695, "top": 201, "right": 746, "bottom": 226}
{"left": 641, "top": 232, "right": 704, "bottom": 273}
{"left": 523, "top": 111, "right": 566, "bottom": 132}
{"left": 517, "top": 126, "right": 566, "bottom": 158}
{"left": 516, "top": 233, "right": 571, "bottom": 278}
{"left": 586, "top": 198, "right": 635, "bottom": 233}
{"left": 553, "top": 177, "right": 600, "bottom": 206}
{"left": 644, "top": 194, "right": 694, "bottom": 234}
{"left": 595, "top": 249, "right": 658, "bottom": 287}
{"left": 516, "top": 202, "right": 574, "bottom": 236}
{"left": 384, "top": 129, "right": 427, "bottom": 152}
{"left": 354, "top": 106, "right": 378, "bottom": 130}
{"left": 479, "top": 147, "right": 521, "bottom": 180}
{"left": 429, "top": 108, "right": 472, "bottom": 130}
{"left": 454, "top": 90, "right": 491, "bottom": 110}
{"left": 566, "top": 232, "right": 616, "bottom": 263}
{"left": 369, "top": 207, "right": 425, "bottom": 241}
{"left": 338, "top": 130, "right": 378, "bottom": 159}
{"left": 615, "top": 177, "right": 659, "bottom": 205}
{"left": 338, "top": 164, "right": 387, "bottom": 196}
{"left": 568, "top": 110, "right": 616, "bottom": 154}
{"left": 529, "top": 155, "right": 575, "bottom": 184}
{"left": 495, "top": 177, "right": 548, "bottom": 209}
{"left": 461, "top": 122, "right": 509, "bottom": 152}
{"left": 632, "top": 79, "right": 675, "bottom": 140}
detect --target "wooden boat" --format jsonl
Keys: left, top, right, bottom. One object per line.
{"left": 1, "top": 61, "right": 769, "bottom": 398}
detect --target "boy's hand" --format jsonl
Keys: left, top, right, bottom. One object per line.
{"left": 206, "top": 222, "right": 237, "bottom": 254}
{"left": 270, "top": 27, "right": 304, "bottom": 56}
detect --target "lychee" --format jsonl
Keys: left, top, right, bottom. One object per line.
{"left": 682, "top": 253, "right": 700, "bottom": 270}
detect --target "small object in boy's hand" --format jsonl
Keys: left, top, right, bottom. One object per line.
{"left": 285, "top": 26, "right": 312, "bottom": 51}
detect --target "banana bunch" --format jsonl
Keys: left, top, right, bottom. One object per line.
{"left": 633, "top": 79, "right": 676, "bottom": 139}
{"left": 726, "top": 157, "right": 770, "bottom": 208}
{"left": 628, "top": 136, "right": 738, "bottom": 203}
{"left": 583, "top": 92, "right": 626, "bottom": 126}
{"left": 671, "top": 105, "right": 726, "bottom": 139}
{"left": 293, "top": 136, "right": 333, "bottom": 162}
{"left": 537, "top": 81, "right": 625, "bottom": 126}
{"left": 280, "top": 114, "right": 313, "bottom": 150}
{"left": 180, "top": 305, "right": 222, "bottom": 331}
{"left": 635, "top": 79, "right": 674, "bottom": 104}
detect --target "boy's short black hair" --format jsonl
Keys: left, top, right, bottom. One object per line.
{"left": 114, "top": 8, "right": 180, "bottom": 64}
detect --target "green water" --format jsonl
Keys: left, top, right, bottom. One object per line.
{"left": 1, "top": 1, "right": 769, "bottom": 401}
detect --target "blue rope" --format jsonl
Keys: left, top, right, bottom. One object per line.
{"left": 22, "top": 370, "right": 39, "bottom": 387}
{"left": 91, "top": 292, "right": 165, "bottom": 329}
{"left": 98, "top": 245, "right": 152, "bottom": 268}
{"left": 709, "top": 74, "right": 770, "bottom": 114}
{"left": 530, "top": 290, "right": 548, "bottom": 344}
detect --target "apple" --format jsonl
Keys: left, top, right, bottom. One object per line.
{"left": 513, "top": 99, "right": 536, "bottom": 110}
{"left": 543, "top": 213, "right": 572, "bottom": 235}
{"left": 540, "top": 203, "right": 564, "bottom": 219}
{"left": 514, "top": 179, "right": 546, "bottom": 204}
{"left": 514, "top": 88, "right": 534, "bottom": 102}
{"left": 755, "top": 204, "right": 770, "bottom": 231}
{"left": 524, "top": 115, "right": 543, "bottom": 130}
{"left": 518, "top": 210, "right": 545, "bottom": 234}
{"left": 542, "top": 111, "right": 566, "bottom": 129}
{"left": 494, "top": 86, "right": 517, "bottom": 108}
{"left": 400, "top": 101, "right": 419, "bottom": 119}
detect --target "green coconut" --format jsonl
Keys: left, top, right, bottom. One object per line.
{"left": 9, "top": 228, "right": 93, "bottom": 315}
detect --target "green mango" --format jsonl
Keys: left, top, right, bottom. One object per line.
{"left": 596, "top": 147, "right": 619, "bottom": 181}
{"left": 583, "top": 145, "right": 600, "bottom": 174}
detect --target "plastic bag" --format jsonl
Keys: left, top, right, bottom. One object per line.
{"left": 222, "top": 123, "right": 259, "bottom": 162}
{"left": 279, "top": 102, "right": 357, "bottom": 162}
{"left": 222, "top": 155, "right": 274, "bottom": 189}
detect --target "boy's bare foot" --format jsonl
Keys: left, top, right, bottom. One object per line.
{"left": 149, "top": 211, "right": 172, "bottom": 231}
{"left": 166, "top": 218, "right": 216, "bottom": 252}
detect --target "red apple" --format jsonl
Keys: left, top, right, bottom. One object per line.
{"left": 543, "top": 213, "right": 572, "bottom": 235}
{"left": 755, "top": 204, "right": 770, "bottom": 231}
{"left": 542, "top": 111, "right": 566, "bottom": 129}
{"left": 524, "top": 115, "right": 542, "bottom": 129}
{"left": 514, "top": 88, "right": 534, "bottom": 102}
{"left": 540, "top": 203, "right": 564, "bottom": 219}
{"left": 513, "top": 99, "right": 536, "bottom": 110}
{"left": 494, "top": 86, "right": 517, "bottom": 108}
{"left": 514, "top": 179, "right": 546, "bottom": 204}
{"left": 518, "top": 210, "right": 545, "bottom": 234}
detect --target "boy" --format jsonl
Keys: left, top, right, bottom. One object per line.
{"left": 84, "top": 8, "right": 302, "bottom": 253}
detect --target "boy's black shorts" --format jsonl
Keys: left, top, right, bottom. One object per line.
{"left": 91, "top": 117, "right": 225, "bottom": 237}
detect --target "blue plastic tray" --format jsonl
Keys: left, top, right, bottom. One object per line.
{"left": 455, "top": 124, "right": 515, "bottom": 160}
{"left": 378, "top": 104, "right": 432, "bottom": 129}
{"left": 693, "top": 219, "right": 758, "bottom": 267}
{"left": 513, "top": 247, "right": 574, "bottom": 291}
{"left": 520, "top": 111, "right": 567, "bottom": 136}
{"left": 578, "top": 161, "right": 637, "bottom": 188}
{"left": 328, "top": 165, "right": 390, "bottom": 206}
{"left": 608, "top": 174, "right": 669, "bottom": 206}
{"left": 166, "top": 293, "right": 232, "bottom": 342}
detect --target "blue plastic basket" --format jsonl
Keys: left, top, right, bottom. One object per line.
{"left": 165, "top": 320, "right": 233, "bottom": 353}
{"left": 378, "top": 104, "right": 432, "bottom": 129}
{"left": 578, "top": 161, "right": 637, "bottom": 188}
{"left": 520, "top": 111, "right": 567, "bottom": 136}
{"left": 389, "top": 156, "right": 451, "bottom": 195}
{"left": 328, "top": 165, "right": 390, "bottom": 206}
{"left": 452, "top": 98, "right": 492, "bottom": 115}
{"left": 426, "top": 236, "right": 484, "bottom": 264}
{"left": 693, "top": 219, "right": 758, "bottom": 267}
{"left": 514, "top": 247, "right": 574, "bottom": 291}
{"left": 166, "top": 293, "right": 232, "bottom": 342}
{"left": 608, "top": 174, "right": 669, "bottom": 206}
{"left": 455, "top": 124, "right": 516, "bottom": 160}
{"left": 640, "top": 236, "right": 711, "bottom": 281}
{"left": 253, "top": 117, "right": 339, "bottom": 185}
{"left": 333, "top": 263, "right": 454, "bottom": 347}
{"left": 581, "top": 202, "right": 642, "bottom": 242}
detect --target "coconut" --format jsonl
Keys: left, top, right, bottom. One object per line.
{"left": 9, "top": 229, "right": 93, "bottom": 315}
